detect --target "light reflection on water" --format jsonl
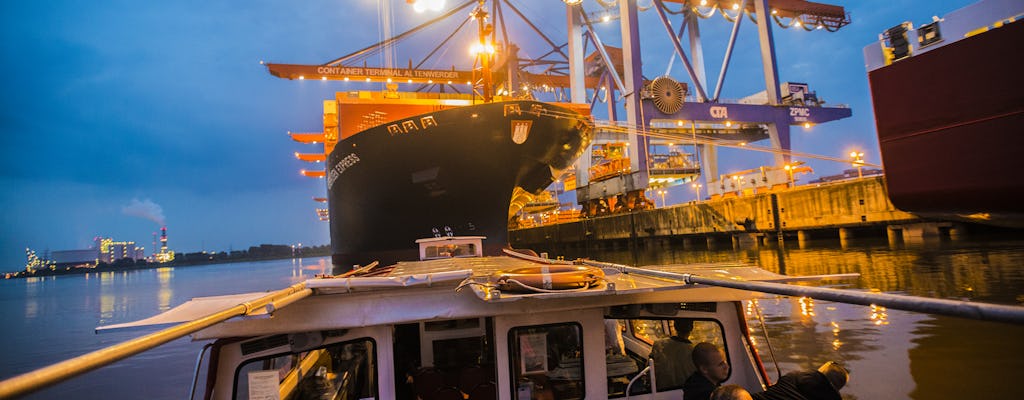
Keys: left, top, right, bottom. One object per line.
{"left": 156, "top": 267, "right": 173, "bottom": 312}
{"left": 555, "top": 236, "right": 1024, "bottom": 399}
{"left": 292, "top": 257, "right": 330, "bottom": 279}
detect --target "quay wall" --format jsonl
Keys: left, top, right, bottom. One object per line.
{"left": 510, "top": 177, "right": 926, "bottom": 248}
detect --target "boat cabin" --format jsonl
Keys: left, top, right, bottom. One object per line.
{"left": 416, "top": 236, "right": 486, "bottom": 260}
{"left": 134, "top": 253, "right": 782, "bottom": 400}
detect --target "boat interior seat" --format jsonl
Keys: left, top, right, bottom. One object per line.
{"left": 466, "top": 381, "right": 496, "bottom": 400}
{"left": 442, "top": 369, "right": 460, "bottom": 388}
{"left": 433, "top": 386, "right": 464, "bottom": 400}
{"left": 413, "top": 368, "right": 444, "bottom": 399}
{"left": 457, "top": 365, "right": 487, "bottom": 393}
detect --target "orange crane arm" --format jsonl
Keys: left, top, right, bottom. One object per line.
{"left": 294, "top": 153, "right": 326, "bottom": 163}
{"left": 299, "top": 170, "right": 325, "bottom": 178}
{"left": 289, "top": 132, "right": 325, "bottom": 144}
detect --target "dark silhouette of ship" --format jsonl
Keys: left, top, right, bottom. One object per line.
{"left": 326, "top": 99, "right": 592, "bottom": 270}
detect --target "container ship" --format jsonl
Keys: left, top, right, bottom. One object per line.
{"left": 325, "top": 94, "right": 592, "bottom": 270}
{"left": 864, "top": 0, "right": 1024, "bottom": 225}
{"left": 263, "top": 1, "right": 596, "bottom": 271}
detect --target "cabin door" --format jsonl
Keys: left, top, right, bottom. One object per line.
{"left": 392, "top": 318, "right": 499, "bottom": 400}
{"left": 493, "top": 308, "right": 607, "bottom": 400}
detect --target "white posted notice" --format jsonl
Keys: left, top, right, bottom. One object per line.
{"left": 247, "top": 370, "right": 281, "bottom": 400}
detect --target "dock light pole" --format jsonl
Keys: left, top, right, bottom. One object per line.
{"left": 850, "top": 151, "right": 865, "bottom": 178}
{"left": 657, "top": 189, "right": 667, "bottom": 208}
{"left": 692, "top": 183, "right": 702, "bottom": 202}
{"left": 784, "top": 164, "right": 795, "bottom": 187}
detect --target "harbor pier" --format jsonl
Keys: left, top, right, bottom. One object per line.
{"left": 511, "top": 177, "right": 964, "bottom": 252}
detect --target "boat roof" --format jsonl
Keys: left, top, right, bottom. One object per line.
{"left": 96, "top": 256, "right": 804, "bottom": 339}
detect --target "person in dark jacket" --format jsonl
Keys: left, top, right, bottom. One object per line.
{"left": 751, "top": 361, "right": 849, "bottom": 400}
{"left": 683, "top": 342, "right": 730, "bottom": 400}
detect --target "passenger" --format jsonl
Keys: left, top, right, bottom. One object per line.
{"left": 683, "top": 342, "right": 730, "bottom": 400}
{"left": 751, "top": 361, "right": 849, "bottom": 400}
{"left": 650, "top": 318, "right": 697, "bottom": 390}
{"left": 711, "top": 384, "right": 753, "bottom": 400}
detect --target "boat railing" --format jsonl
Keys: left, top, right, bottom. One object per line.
{"left": 585, "top": 260, "right": 1024, "bottom": 325}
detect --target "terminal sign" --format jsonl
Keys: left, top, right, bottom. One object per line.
{"left": 790, "top": 107, "right": 811, "bottom": 122}
{"left": 710, "top": 106, "right": 729, "bottom": 119}
{"left": 266, "top": 63, "right": 473, "bottom": 83}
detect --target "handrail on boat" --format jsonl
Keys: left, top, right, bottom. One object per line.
{"left": 625, "top": 358, "right": 657, "bottom": 400}
{"left": 584, "top": 260, "right": 1024, "bottom": 325}
{"left": 0, "top": 281, "right": 311, "bottom": 399}
{"left": 188, "top": 343, "right": 214, "bottom": 400}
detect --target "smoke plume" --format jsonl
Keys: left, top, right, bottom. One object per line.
{"left": 122, "top": 198, "right": 166, "bottom": 226}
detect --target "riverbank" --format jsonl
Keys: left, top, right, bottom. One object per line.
{"left": 3, "top": 246, "right": 331, "bottom": 279}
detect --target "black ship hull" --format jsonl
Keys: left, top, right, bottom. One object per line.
{"left": 326, "top": 100, "right": 592, "bottom": 270}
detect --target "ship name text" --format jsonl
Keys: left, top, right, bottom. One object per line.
{"left": 387, "top": 116, "right": 438, "bottom": 136}
{"left": 327, "top": 153, "right": 361, "bottom": 189}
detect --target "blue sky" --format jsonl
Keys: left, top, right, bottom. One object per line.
{"left": 0, "top": 0, "right": 975, "bottom": 270}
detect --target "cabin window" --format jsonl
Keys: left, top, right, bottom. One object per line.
{"left": 605, "top": 318, "right": 727, "bottom": 397}
{"left": 423, "top": 243, "right": 477, "bottom": 259}
{"left": 233, "top": 337, "right": 378, "bottom": 400}
{"left": 508, "top": 323, "right": 585, "bottom": 400}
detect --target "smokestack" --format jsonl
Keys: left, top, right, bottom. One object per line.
{"left": 160, "top": 226, "right": 168, "bottom": 253}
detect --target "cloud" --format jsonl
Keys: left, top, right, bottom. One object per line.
{"left": 121, "top": 198, "right": 166, "bottom": 226}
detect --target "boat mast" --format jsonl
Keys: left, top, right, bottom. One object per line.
{"left": 471, "top": 0, "right": 494, "bottom": 102}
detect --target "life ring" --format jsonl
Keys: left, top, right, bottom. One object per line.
{"left": 494, "top": 265, "right": 605, "bottom": 292}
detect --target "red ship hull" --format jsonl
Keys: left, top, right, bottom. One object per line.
{"left": 868, "top": 20, "right": 1024, "bottom": 218}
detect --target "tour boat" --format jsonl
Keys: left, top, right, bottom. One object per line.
{"left": 91, "top": 236, "right": 803, "bottom": 400}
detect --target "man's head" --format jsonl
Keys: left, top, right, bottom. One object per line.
{"left": 710, "top": 384, "right": 753, "bottom": 400}
{"left": 672, "top": 318, "right": 694, "bottom": 338}
{"left": 817, "top": 361, "right": 849, "bottom": 390}
{"left": 692, "top": 342, "right": 729, "bottom": 384}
